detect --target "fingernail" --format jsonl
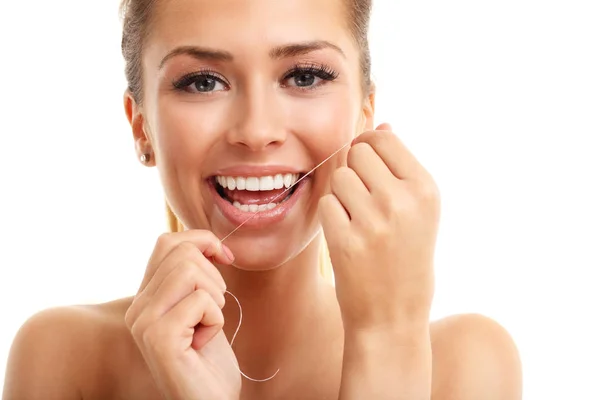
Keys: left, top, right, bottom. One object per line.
{"left": 222, "top": 244, "right": 235, "bottom": 262}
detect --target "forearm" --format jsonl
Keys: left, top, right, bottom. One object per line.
{"left": 339, "top": 323, "right": 432, "bottom": 400}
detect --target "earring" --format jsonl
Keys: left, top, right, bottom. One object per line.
{"left": 140, "top": 153, "right": 151, "bottom": 163}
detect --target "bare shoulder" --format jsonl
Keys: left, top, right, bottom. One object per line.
{"left": 430, "top": 313, "right": 522, "bottom": 400}
{"left": 2, "top": 298, "right": 135, "bottom": 400}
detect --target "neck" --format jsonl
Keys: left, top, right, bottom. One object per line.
{"left": 217, "top": 237, "right": 341, "bottom": 382}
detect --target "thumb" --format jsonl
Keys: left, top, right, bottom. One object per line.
{"left": 376, "top": 122, "right": 393, "bottom": 131}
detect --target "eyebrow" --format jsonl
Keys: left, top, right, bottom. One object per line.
{"left": 269, "top": 40, "right": 346, "bottom": 60}
{"left": 158, "top": 40, "right": 345, "bottom": 69}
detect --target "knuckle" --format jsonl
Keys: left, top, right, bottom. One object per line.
{"left": 141, "top": 322, "right": 162, "bottom": 349}
{"left": 376, "top": 184, "right": 404, "bottom": 215}
{"left": 130, "top": 318, "right": 147, "bottom": 342}
{"left": 363, "top": 216, "right": 388, "bottom": 239}
{"left": 177, "top": 260, "right": 199, "bottom": 281}
{"left": 177, "top": 241, "right": 198, "bottom": 255}
{"left": 156, "top": 232, "right": 174, "bottom": 249}
{"left": 194, "top": 289, "right": 213, "bottom": 307}
{"left": 370, "top": 131, "right": 392, "bottom": 146}
{"left": 124, "top": 309, "right": 136, "bottom": 330}
{"left": 417, "top": 181, "right": 441, "bottom": 206}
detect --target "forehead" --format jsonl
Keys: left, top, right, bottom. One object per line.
{"left": 145, "top": 0, "right": 355, "bottom": 64}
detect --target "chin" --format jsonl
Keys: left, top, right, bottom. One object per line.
{"left": 223, "top": 227, "right": 320, "bottom": 272}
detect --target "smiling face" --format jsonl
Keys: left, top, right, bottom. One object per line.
{"left": 127, "top": 0, "right": 374, "bottom": 270}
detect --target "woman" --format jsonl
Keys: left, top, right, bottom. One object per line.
{"left": 3, "top": 0, "right": 522, "bottom": 399}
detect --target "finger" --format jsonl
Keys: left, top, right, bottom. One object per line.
{"left": 145, "top": 242, "right": 226, "bottom": 298}
{"left": 353, "top": 126, "right": 429, "bottom": 181}
{"left": 153, "top": 258, "right": 225, "bottom": 315}
{"left": 376, "top": 122, "right": 393, "bottom": 131}
{"left": 140, "top": 231, "right": 232, "bottom": 292}
{"left": 161, "top": 289, "right": 224, "bottom": 351}
{"left": 330, "top": 167, "right": 371, "bottom": 220}
{"left": 318, "top": 193, "right": 350, "bottom": 242}
{"left": 347, "top": 141, "right": 395, "bottom": 194}
{"left": 129, "top": 258, "right": 225, "bottom": 328}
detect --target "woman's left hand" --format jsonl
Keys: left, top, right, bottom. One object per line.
{"left": 319, "top": 123, "right": 441, "bottom": 333}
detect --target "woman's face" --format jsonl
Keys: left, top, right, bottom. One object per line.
{"left": 133, "top": 0, "right": 374, "bottom": 270}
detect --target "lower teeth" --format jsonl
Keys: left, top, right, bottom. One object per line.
{"left": 232, "top": 201, "right": 277, "bottom": 212}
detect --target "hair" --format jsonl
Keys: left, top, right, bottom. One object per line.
{"left": 120, "top": 0, "right": 373, "bottom": 282}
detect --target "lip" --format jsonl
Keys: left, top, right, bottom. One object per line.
{"left": 208, "top": 175, "right": 310, "bottom": 229}
{"left": 211, "top": 165, "right": 307, "bottom": 177}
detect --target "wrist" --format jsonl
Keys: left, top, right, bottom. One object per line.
{"left": 345, "top": 320, "right": 430, "bottom": 349}
{"left": 339, "top": 320, "right": 432, "bottom": 400}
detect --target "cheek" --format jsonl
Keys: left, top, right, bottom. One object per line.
{"left": 284, "top": 93, "right": 358, "bottom": 160}
{"left": 153, "top": 99, "right": 224, "bottom": 167}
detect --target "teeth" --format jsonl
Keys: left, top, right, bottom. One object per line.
{"left": 273, "top": 174, "right": 284, "bottom": 189}
{"left": 283, "top": 173, "right": 293, "bottom": 188}
{"left": 216, "top": 173, "right": 300, "bottom": 191}
{"left": 259, "top": 176, "right": 274, "bottom": 191}
{"left": 245, "top": 177, "right": 260, "bottom": 191}
{"left": 236, "top": 177, "right": 246, "bottom": 190}
{"left": 232, "top": 201, "right": 279, "bottom": 212}
{"left": 227, "top": 177, "right": 236, "bottom": 190}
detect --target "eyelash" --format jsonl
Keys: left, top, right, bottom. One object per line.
{"left": 171, "top": 63, "right": 339, "bottom": 93}
{"left": 281, "top": 63, "right": 339, "bottom": 89}
{"left": 172, "top": 68, "right": 227, "bottom": 92}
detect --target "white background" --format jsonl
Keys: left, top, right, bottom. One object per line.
{"left": 1, "top": 0, "right": 599, "bottom": 398}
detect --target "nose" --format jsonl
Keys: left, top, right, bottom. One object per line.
{"left": 226, "top": 83, "right": 286, "bottom": 152}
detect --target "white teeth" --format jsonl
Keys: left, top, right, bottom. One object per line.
{"left": 227, "top": 177, "right": 236, "bottom": 190}
{"left": 283, "top": 173, "right": 293, "bottom": 188}
{"left": 231, "top": 202, "right": 278, "bottom": 212}
{"left": 216, "top": 174, "right": 301, "bottom": 191}
{"left": 245, "top": 177, "right": 260, "bottom": 191}
{"left": 236, "top": 177, "right": 246, "bottom": 190}
{"left": 273, "top": 174, "right": 284, "bottom": 189}
{"left": 259, "top": 176, "right": 274, "bottom": 191}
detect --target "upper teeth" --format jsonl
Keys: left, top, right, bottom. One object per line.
{"left": 216, "top": 174, "right": 300, "bottom": 191}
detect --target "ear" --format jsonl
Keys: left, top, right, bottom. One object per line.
{"left": 359, "top": 81, "right": 376, "bottom": 132}
{"left": 123, "top": 90, "right": 155, "bottom": 166}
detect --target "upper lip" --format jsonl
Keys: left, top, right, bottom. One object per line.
{"left": 210, "top": 165, "right": 308, "bottom": 177}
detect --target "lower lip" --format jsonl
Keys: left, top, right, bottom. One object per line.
{"left": 208, "top": 178, "right": 309, "bottom": 229}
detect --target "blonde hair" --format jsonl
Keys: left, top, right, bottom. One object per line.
{"left": 165, "top": 201, "right": 334, "bottom": 283}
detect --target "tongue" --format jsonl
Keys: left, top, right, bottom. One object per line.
{"left": 223, "top": 188, "right": 288, "bottom": 205}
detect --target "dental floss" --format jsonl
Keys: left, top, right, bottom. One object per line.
{"left": 219, "top": 140, "right": 352, "bottom": 382}
{"left": 225, "top": 290, "right": 280, "bottom": 382}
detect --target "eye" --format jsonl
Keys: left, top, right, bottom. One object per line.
{"left": 282, "top": 64, "right": 339, "bottom": 90}
{"left": 290, "top": 73, "right": 318, "bottom": 88}
{"left": 172, "top": 71, "right": 229, "bottom": 94}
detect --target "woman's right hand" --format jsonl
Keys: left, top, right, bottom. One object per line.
{"left": 125, "top": 230, "right": 241, "bottom": 400}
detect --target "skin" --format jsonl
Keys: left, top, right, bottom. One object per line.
{"left": 2, "top": 0, "right": 522, "bottom": 399}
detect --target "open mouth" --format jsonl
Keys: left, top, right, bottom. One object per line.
{"left": 212, "top": 173, "right": 307, "bottom": 213}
